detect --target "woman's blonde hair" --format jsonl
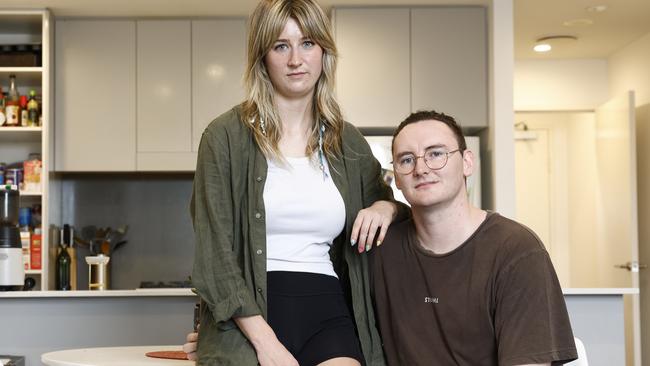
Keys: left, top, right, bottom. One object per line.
{"left": 241, "top": 0, "right": 343, "bottom": 161}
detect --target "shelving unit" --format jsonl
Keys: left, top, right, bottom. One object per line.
{"left": 0, "top": 9, "right": 52, "bottom": 290}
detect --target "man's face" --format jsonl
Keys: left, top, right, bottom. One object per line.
{"left": 392, "top": 120, "right": 473, "bottom": 209}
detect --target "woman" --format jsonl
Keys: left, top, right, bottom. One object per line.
{"left": 189, "top": 0, "right": 407, "bottom": 364}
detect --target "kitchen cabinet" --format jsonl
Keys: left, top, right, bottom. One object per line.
{"left": 0, "top": 10, "right": 53, "bottom": 290}
{"left": 333, "top": 8, "right": 411, "bottom": 128}
{"left": 135, "top": 20, "right": 193, "bottom": 171}
{"left": 411, "top": 7, "right": 487, "bottom": 128}
{"left": 136, "top": 21, "right": 191, "bottom": 155}
{"left": 55, "top": 20, "right": 136, "bottom": 171}
{"left": 332, "top": 6, "right": 488, "bottom": 129}
{"left": 191, "top": 20, "right": 247, "bottom": 152}
{"left": 54, "top": 18, "right": 246, "bottom": 172}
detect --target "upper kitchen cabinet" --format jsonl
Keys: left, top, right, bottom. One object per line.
{"left": 411, "top": 7, "right": 487, "bottom": 129}
{"left": 332, "top": 6, "right": 488, "bottom": 129}
{"left": 136, "top": 20, "right": 192, "bottom": 170}
{"left": 136, "top": 19, "right": 247, "bottom": 171}
{"left": 55, "top": 18, "right": 246, "bottom": 172}
{"left": 191, "top": 20, "right": 246, "bottom": 152}
{"left": 55, "top": 20, "right": 136, "bottom": 171}
{"left": 333, "top": 8, "right": 411, "bottom": 128}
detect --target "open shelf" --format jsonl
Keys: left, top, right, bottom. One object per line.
{"left": 0, "top": 68, "right": 42, "bottom": 86}
{"left": 0, "top": 127, "right": 42, "bottom": 143}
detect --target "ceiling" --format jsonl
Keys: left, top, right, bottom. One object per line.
{"left": 0, "top": 0, "right": 649, "bottom": 60}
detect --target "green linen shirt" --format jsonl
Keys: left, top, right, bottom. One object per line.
{"left": 191, "top": 105, "right": 406, "bottom": 365}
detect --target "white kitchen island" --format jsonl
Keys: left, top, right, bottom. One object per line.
{"left": 563, "top": 288, "right": 638, "bottom": 366}
{"left": 0, "top": 289, "right": 197, "bottom": 366}
{"left": 0, "top": 288, "right": 636, "bottom": 366}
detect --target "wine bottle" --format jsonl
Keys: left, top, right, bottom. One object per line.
{"left": 56, "top": 241, "right": 71, "bottom": 291}
{"left": 5, "top": 75, "right": 20, "bottom": 126}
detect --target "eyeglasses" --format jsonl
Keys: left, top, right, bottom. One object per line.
{"left": 392, "top": 148, "right": 461, "bottom": 175}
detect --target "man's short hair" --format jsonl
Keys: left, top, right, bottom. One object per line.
{"left": 392, "top": 110, "right": 467, "bottom": 154}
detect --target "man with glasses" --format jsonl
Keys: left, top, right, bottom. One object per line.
{"left": 370, "top": 110, "right": 578, "bottom": 365}
{"left": 184, "top": 109, "right": 578, "bottom": 365}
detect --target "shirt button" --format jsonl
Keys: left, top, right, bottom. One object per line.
{"left": 256, "top": 176, "right": 262, "bottom": 182}
{"left": 255, "top": 212, "right": 262, "bottom": 219}
{"left": 256, "top": 249, "right": 263, "bottom": 255}
{"left": 257, "top": 288, "right": 263, "bottom": 293}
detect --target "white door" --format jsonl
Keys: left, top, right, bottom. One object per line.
{"left": 595, "top": 91, "right": 639, "bottom": 288}
{"left": 635, "top": 102, "right": 650, "bottom": 366}
{"left": 515, "top": 129, "right": 552, "bottom": 253}
{"left": 595, "top": 91, "right": 640, "bottom": 366}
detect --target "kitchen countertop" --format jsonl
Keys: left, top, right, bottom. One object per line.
{"left": 562, "top": 288, "right": 639, "bottom": 295}
{"left": 0, "top": 288, "right": 638, "bottom": 298}
{"left": 0, "top": 288, "right": 197, "bottom": 298}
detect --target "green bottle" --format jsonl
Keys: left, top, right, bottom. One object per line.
{"left": 27, "top": 90, "right": 39, "bottom": 127}
{"left": 56, "top": 243, "right": 71, "bottom": 290}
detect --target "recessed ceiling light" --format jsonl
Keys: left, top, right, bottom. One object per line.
{"left": 586, "top": 5, "right": 608, "bottom": 13}
{"left": 563, "top": 18, "right": 594, "bottom": 27}
{"left": 533, "top": 35, "right": 578, "bottom": 53}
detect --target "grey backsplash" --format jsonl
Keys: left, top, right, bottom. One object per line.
{"left": 59, "top": 173, "right": 195, "bottom": 290}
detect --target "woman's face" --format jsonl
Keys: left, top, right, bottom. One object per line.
{"left": 264, "top": 18, "right": 324, "bottom": 101}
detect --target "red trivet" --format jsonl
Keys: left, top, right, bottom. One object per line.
{"left": 145, "top": 350, "right": 189, "bottom": 360}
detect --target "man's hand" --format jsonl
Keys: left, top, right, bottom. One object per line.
{"left": 183, "top": 330, "right": 198, "bottom": 361}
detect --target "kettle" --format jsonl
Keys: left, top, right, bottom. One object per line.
{"left": 0, "top": 185, "right": 25, "bottom": 291}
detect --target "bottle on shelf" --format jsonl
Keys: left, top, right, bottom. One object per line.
{"left": 64, "top": 224, "right": 77, "bottom": 290}
{"left": 27, "top": 90, "right": 39, "bottom": 127}
{"left": 5, "top": 75, "right": 20, "bottom": 127}
{"left": 19, "top": 95, "right": 28, "bottom": 127}
{"left": 30, "top": 227, "right": 42, "bottom": 271}
{"left": 8, "top": 74, "right": 19, "bottom": 102}
{"left": 0, "top": 87, "right": 5, "bottom": 126}
{"left": 56, "top": 240, "right": 71, "bottom": 291}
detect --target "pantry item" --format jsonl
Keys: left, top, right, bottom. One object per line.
{"left": 86, "top": 254, "right": 110, "bottom": 290}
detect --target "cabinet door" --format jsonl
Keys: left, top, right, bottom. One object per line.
{"left": 55, "top": 20, "right": 136, "bottom": 171}
{"left": 136, "top": 20, "right": 191, "bottom": 153}
{"left": 192, "top": 20, "right": 246, "bottom": 151}
{"left": 411, "top": 7, "right": 488, "bottom": 128}
{"left": 333, "top": 8, "right": 410, "bottom": 128}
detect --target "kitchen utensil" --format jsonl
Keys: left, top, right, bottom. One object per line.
{"left": 86, "top": 254, "right": 110, "bottom": 290}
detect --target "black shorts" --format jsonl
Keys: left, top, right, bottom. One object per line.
{"left": 267, "top": 271, "right": 364, "bottom": 366}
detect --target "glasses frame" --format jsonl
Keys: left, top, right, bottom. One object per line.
{"left": 392, "top": 148, "right": 462, "bottom": 175}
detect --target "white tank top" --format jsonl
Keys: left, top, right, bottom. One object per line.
{"left": 263, "top": 156, "right": 345, "bottom": 277}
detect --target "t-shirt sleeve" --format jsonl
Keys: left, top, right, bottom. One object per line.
{"left": 494, "top": 249, "right": 578, "bottom": 365}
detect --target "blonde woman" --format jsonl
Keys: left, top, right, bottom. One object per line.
{"left": 189, "top": 0, "right": 407, "bottom": 364}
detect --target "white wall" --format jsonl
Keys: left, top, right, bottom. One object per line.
{"left": 609, "top": 31, "right": 650, "bottom": 107}
{"left": 514, "top": 59, "right": 609, "bottom": 111}
{"left": 486, "top": 0, "right": 516, "bottom": 218}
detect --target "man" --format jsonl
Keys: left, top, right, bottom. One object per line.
{"left": 370, "top": 110, "right": 577, "bottom": 365}
{"left": 185, "top": 110, "right": 578, "bottom": 365}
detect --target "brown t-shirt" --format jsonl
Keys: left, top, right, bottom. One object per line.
{"left": 370, "top": 212, "right": 578, "bottom": 366}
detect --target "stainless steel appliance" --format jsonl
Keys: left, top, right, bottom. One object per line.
{"left": 0, "top": 185, "right": 25, "bottom": 291}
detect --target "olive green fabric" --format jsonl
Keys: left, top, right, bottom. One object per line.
{"left": 191, "top": 105, "right": 407, "bottom": 365}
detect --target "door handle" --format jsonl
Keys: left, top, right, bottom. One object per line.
{"left": 614, "top": 261, "right": 648, "bottom": 272}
